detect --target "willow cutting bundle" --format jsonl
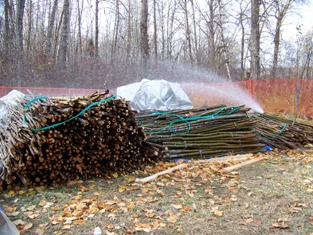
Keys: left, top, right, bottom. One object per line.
{"left": 136, "top": 105, "right": 264, "bottom": 159}
{"left": 0, "top": 91, "right": 162, "bottom": 190}
{"left": 251, "top": 113, "right": 313, "bottom": 149}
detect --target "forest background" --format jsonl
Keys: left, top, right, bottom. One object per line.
{"left": 0, "top": 0, "right": 312, "bottom": 90}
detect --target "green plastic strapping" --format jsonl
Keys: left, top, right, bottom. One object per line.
{"left": 23, "top": 95, "right": 116, "bottom": 132}
{"left": 268, "top": 123, "right": 287, "bottom": 139}
{"left": 24, "top": 95, "right": 49, "bottom": 109}
{"left": 149, "top": 106, "right": 241, "bottom": 135}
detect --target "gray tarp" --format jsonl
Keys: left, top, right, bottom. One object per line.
{"left": 117, "top": 79, "right": 193, "bottom": 110}
{"left": 0, "top": 205, "right": 19, "bottom": 235}
{"left": 0, "top": 90, "right": 24, "bottom": 127}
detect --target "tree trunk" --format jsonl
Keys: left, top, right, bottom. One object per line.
{"left": 47, "top": 0, "right": 59, "bottom": 58}
{"left": 191, "top": 0, "right": 199, "bottom": 65}
{"left": 26, "top": 0, "right": 33, "bottom": 56}
{"left": 16, "top": 0, "right": 26, "bottom": 52}
{"left": 140, "top": 0, "right": 149, "bottom": 69}
{"left": 95, "top": 0, "right": 99, "bottom": 57}
{"left": 153, "top": 0, "right": 158, "bottom": 61}
{"left": 271, "top": 0, "right": 294, "bottom": 78}
{"left": 59, "top": 0, "right": 70, "bottom": 65}
{"left": 126, "top": 0, "right": 132, "bottom": 59}
{"left": 250, "top": 0, "right": 261, "bottom": 79}
{"left": 271, "top": 15, "right": 281, "bottom": 78}
{"left": 167, "top": 0, "right": 177, "bottom": 60}
{"left": 217, "top": 0, "right": 231, "bottom": 80}
{"left": 208, "top": 0, "right": 216, "bottom": 72}
{"left": 111, "top": 0, "right": 120, "bottom": 60}
{"left": 240, "top": 12, "right": 246, "bottom": 80}
{"left": 15, "top": 0, "right": 25, "bottom": 85}
{"left": 3, "top": 0, "right": 12, "bottom": 56}
{"left": 183, "top": 0, "right": 193, "bottom": 64}
{"left": 77, "top": 0, "right": 83, "bottom": 56}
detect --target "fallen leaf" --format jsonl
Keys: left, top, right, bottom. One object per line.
{"left": 62, "top": 224, "right": 71, "bottom": 230}
{"left": 145, "top": 212, "right": 155, "bottom": 218}
{"left": 167, "top": 215, "right": 178, "bottom": 223}
{"left": 171, "top": 204, "right": 183, "bottom": 209}
{"left": 10, "top": 211, "right": 20, "bottom": 216}
{"left": 35, "top": 223, "right": 48, "bottom": 235}
{"left": 13, "top": 219, "right": 26, "bottom": 226}
{"left": 73, "top": 220, "right": 86, "bottom": 225}
{"left": 80, "top": 186, "right": 89, "bottom": 192}
{"left": 25, "top": 212, "right": 40, "bottom": 219}
{"left": 239, "top": 218, "right": 253, "bottom": 225}
{"left": 133, "top": 222, "right": 152, "bottom": 232}
{"left": 211, "top": 206, "right": 223, "bottom": 217}
{"left": 183, "top": 206, "right": 191, "bottom": 213}
{"left": 39, "top": 200, "right": 54, "bottom": 208}
{"left": 271, "top": 218, "right": 291, "bottom": 229}
{"left": 23, "top": 222, "right": 33, "bottom": 230}
{"left": 108, "top": 213, "right": 116, "bottom": 220}
{"left": 18, "top": 190, "right": 25, "bottom": 195}
{"left": 213, "top": 210, "right": 223, "bottom": 217}
{"left": 26, "top": 205, "right": 36, "bottom": 211}
{"left": 271, "top": 222, "right": 290, "bottom": 229}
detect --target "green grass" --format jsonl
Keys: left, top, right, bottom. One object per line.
{"left": 1, "top": 148, "right": 313, "bottom": 234}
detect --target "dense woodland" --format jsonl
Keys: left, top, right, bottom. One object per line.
{"left": 0, "top": 0, "right": 312, "bottom": 89}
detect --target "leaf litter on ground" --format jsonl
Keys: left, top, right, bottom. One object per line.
{"left": 0, "top": 145, "right": 313, "bottom": 234}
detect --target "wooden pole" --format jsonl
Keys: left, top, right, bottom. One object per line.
{"left": 136, "top": 153, "right": 253, "bottom": 183}
{"left": 223, "top": 156, "right": 265, "bottom": 172}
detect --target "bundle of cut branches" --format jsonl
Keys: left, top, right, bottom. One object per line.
{"left": 0, "top": 91, "right": 162, "bottom": 190}
{"left": 251, "top": 113, "right": 313, "bottom": 149}
{"left": 136, "top": 105, "right": 264, "bottom": 159}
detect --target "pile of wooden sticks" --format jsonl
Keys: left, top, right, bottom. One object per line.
{"left": 136, "top": 105, "right": 264, "bottom": 159}
{"left": 0, "top": 91, "right": 162, "bottom": 190}
{"left": 251, "top": 113, "right": 313, "bottom": 149}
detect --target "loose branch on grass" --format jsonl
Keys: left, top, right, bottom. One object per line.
{"left": 136, "top": 153, "right": 253, "bottom": 183}
{"left": 223, "top": 156, "right": 266, "bottom": 172}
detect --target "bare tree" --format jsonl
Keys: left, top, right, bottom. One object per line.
{"left": 59, "top": 0, "right": 70, "bottom": 65}
{"left": 16, "top": 0, "right": 25, "bottom": 51}
{"left": 140, "top": 0, "right": 149, "bottom": 66}
{"left": 111, "top": 0, "right": 120, "bottom": 60}
{"left": 47, "top": 0, "right": 59, "bottom": 58}
{"left": 25, "top": 0, "right": 33, "bottom": 56}
{"left": 271, "top": 0, "right": 300, "bottom": 78}
{"left": 95, "top": 0, "right": 99, "bottom": 57}
{"left": 76, "top": 0, "right": 83, "bottom": 56}
{"left": 250, "top": 0, "right": 261, "bottom": 79}
{"left": 197, "top": 0, "right": 221, "bottom": 72}
{"left": 3, "top": 0, "right": 13, "bottom": 56}
{"left": 181, "top": 0, "right": 193, "bottom": 63}
{"left": 153, "top": 0, "right": 158, "bottom": 61}
{"left": 190, "top": 0, "right": 199, "bottom": 65}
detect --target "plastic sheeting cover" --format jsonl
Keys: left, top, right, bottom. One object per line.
{"left": 0, "top": 205, "right": 20, "bottom": 235}
{"left": 117, "top": 79, "right": 193, "bottom": 110}
{"left": 0, "top": 90, "right": 25, "bottom": 127}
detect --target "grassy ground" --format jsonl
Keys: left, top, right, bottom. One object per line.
{"left": 1, "top": 146, "right": 313, "bottom": 235}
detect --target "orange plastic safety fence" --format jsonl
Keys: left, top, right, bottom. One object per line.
{"left": 0, "top": 86, "right": 107, "bottom": 98}
{"left": 1, "top": 79, "right": 312, "bottom": 118}
{"left": 181, "top": 78, "right": 313, "bottom": 118}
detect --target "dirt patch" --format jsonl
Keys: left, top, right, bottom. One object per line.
{"left": 1, "top": 148, "right": 313, "bottom": 234}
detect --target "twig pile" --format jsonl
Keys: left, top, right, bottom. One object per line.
{"left": 0, "top": 91, "right": 162, "bottom": 190}
{"left": 136, "top": 105, "right": 264, "bottom": 159}
{"left": 252, "top": 113, "right": 313, "bottom": 149}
